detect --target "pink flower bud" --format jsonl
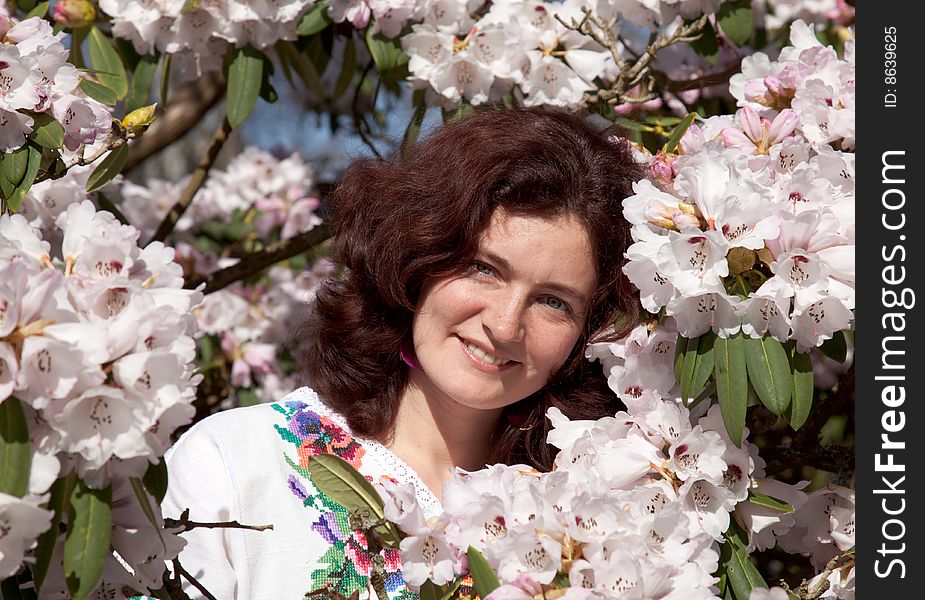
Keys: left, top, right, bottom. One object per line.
{"left": 53, "top": 0, "right": 97, "bottom": 29}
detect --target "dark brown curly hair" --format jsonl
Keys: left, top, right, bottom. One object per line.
{"left": 289, "top": 106, "right": 643, "bottom": 471}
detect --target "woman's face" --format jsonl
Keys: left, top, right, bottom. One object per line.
{"left": 409, "top": 209, "right": 598, "bottom": 414}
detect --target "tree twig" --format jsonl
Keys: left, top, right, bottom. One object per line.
{"left": 188, "top": 223, "right": 333, "bottom": 294}
{"left": 149, "top": 116, "right": 233, "bottom": 244}
{"left": 172, "top": 559, "right": 219, "bottom": 600}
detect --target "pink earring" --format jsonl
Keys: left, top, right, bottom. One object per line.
{"left": 400, "top": 344, "right": 421, "bottom": 370}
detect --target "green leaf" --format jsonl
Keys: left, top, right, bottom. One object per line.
{"left": 226, "top": 46, "right": 265, "bottom": 129}
{"left": 748, "top": 490, "right": 794, "bottom": 512}
{"left": 88, "top": 26, "right": 128, "bottom": 99}
{"left": 678, "top": 334, "right": 700, "bottom": 403}
{"left": 466, "top": 547, "right": 500, "bottom": 599}
{"left": 818, "top": 330, "right": 848, "bottom": 363}
{"left": 236, "top": 387, "right": 261, "bottom": 407}
{"left": 690, "top": 19, "right": 719, "bottom": 64}
{"left": 690, "top": 332, "right": 716, "bottom": 401}
{"left": 126, "top": 54, "right": 159, "bottom": 113}
{"left": 297, "top": 1, "right": 332, "bottom": 36}
{"left": 438, "top": 576, "right": 466, "bottom": 600}
{"left": 714, "top": 333, "right": 747, "bottom": 446}
{"left": 613, "top": 117, "right": 649, "bottom": 132}
{"left": 64, "top": 481, "right": 112, "bottom": 600}
{"left": 0, "top": 398, "right": 31, "bottom": 497}
{"left": 96, "top": 192, "right": 130, "bottom": 226}
{"left": 1, "top": 576, "right": 24, "bottom": 600}
{"left": 26, "top": 1, "right": 49, "bottom": 19}
{"left": 86, "top": 143, "right": 129, "bottom": 193}
{"left": 2, "top": 146, "right": 29, "bottom": 186}
{"left": 159, "top": 54, "right": 172, "bottom": 107}
{"left": 29, "top": 113, "right": 65, "bottom": 150}
{"left": 419, "top": 580, "right": 441, "bottom": 600}
{"left": 142, "top": 460, "right": 169, "bottom": 504}
{"left": 79, "top": 79, "right": 118, "bottom": 106}
{"left": 308, "top": 454, "right": 384, "bottom": 517}
{"left": 365, "top": 27, "right": 409, "bottom": 74}
{"left": 664, "top": 112, "right": 697, "bottom": 153}
{"left": 674, "top": 334, "right": 688, "bottom": 382}
{"left": 786, "top": 347, "right": 814, "bottom": 431}
{"left": 401, "top": 91, "right": 427, "bottom": 161}
{"left": 8, "top": 144, "right": 42, "bottom": 213}
{"left": 744, "top": 335, "right": 792, "bottom": 416}
{"left": 333, "top": 36, "right": 357, "bottom": 101}
{"left": 276, "top": 41, "right": 325, "bottom": 101}
{"left": 717, "top": 0, "right": 754, "bottom": 47}
{"left": 129, "top": 477, "right": 166, "bottom": 549}
{"left": 722, "top": 524, "right": 768, "bottom": 599}
{"left": 33, "top": 474, "right": 76, "bottom": 593}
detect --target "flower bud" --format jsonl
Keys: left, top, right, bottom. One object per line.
{"left": 53, "top": 0, "right": 96, "bottom": 29}
{"left": 121, "top": 104, "right": 158, "bottom": 135}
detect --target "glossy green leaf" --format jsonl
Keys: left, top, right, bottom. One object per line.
{"left": 29, "top": 112, "right": 65, "bottom": 150}
{"left": 33, "top": 473, "right": 76, "bottom": 592}
{"left": 690, "top": 332, "right": 716, "bottom": 401}
{"left": 438, "top": 576, "right": 465, "bottom": 600}
{"left": 365, "top": 27, "right": 409, "bottom": 73}
{"left": 613, "top": 117, "right": 649, "bottom": 132}
{"left": 714, "top": 333, "right": 747, "bottom": 446}
{"left": 297, "top": 1, "right": 332, "bottom": 36}
{"left": 86, "top": 143, "right": 129, "bottom": 193}
{"left": 664, "top": 112, "right": 697, "bottom": 154}
{"left": 96, "top": 192, "right": 130, "bottom": 226}
{"left": 2, "top": 146, "right": 28, "bottom": 186}
{"left": 0, "top": 398, "right": 31, "bottom": 497}
{"left": 690, "top": 19, "right": 719, "bottom": 64}
{"left": 88, "top": 26, "right": 128, "bottom": 99}
{"left": 79, "top": 79, "right": 118, "bottom": 105}
{"left": 308, "top": 454, "right": 384, "bottom": 517}
{"left": 678, "top": 335, "right": 700, "bottom": 403}
{"left": 8, "top": 144, "right": 41, "bottom": 213}
{"left": 276, "top": 41, "right": 325, "bottom": 101}
{"left": 748, "top": 490, "right": 794, "bottom": 512}
{"left": 674, "top": 334, "right": 687, "bottom": 382}
{"left": 786, "top": 347, "right": 814, "bottom": 431}
{"left": 26, "top": 1, "right": 49, "bottom": 19}
{"left": 722, "top": 524, "right": 768, "bottom": 599}
{"left": 419, "top": 580, "right": 441, "bottom": 600}
{"left": 126, "top": 54, "right": 159, "bottom": 113}
{"left": 466, "top": 547, "right": 500, "bottom": 599}
{"left": 64, "top": 481, "right": 112, "bottom": 600}
{"left": 717, "top": 0, "right": 754, "bottom": 46}
{"left": 334, "top": 36, "right": 357, "bottom": 101}
{"left": 819, "top": 330, "right": 848, "bottom": 363}
{"left": 143, "top": 459, "right": 169, "bottom": 504}
{"left": 130, "top": 477, "right": 166, "bottom": 552}
{"left": 744, "top": 336, "right": 792, "bottom": 416}
{"left": 226, "top": 46, "right": 265, "bottom": 129}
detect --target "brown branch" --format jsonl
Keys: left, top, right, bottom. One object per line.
{"left": 149, "top": 116, "right": 233, "bottom": 244}
{"left": 763, "top": 444, "right": 854, "bottom": 477}
{"left": 188, "top": 223, "right": 333, "bottom": 294}
{"left": 124, "top": 73, "right": 225, "bottom": 173}
{"left": 172, "top": 559, "right": 219, "bottom": 600}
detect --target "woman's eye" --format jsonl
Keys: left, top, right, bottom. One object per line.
{"left": 541, "top": 296, "right": 569, "bottom": 312}
{"left": 470, "top": 262, "right": 495, "bottom": 277}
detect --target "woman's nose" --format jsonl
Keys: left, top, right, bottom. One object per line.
{"left": 481, "top": 289, "right": 526, "bottom": 344}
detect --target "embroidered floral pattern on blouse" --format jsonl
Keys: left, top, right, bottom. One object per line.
{"left": 273, "top": 400, "right": 416, "bottom": 600}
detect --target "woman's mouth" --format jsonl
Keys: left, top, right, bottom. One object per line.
{"left": 457, "top": 337, "right": 517, "bottom": 371}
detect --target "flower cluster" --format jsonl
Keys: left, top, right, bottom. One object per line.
{"left": 98, "top": 0, "right": 314, "bottom": 75}
{"left": 760, "top": 0, "right": 855, "bottom": 31}
{"left": 400, "top": 0, "right": 731, "bottom": 107}
{"left": 0, "top": 16, "right": 111, "bottom": 151}
{"left": 622, "top": 21, "right": 854, "bottom": 351}
{"left": 381, "top": 395, "right": 804, "bottom": 599}
{"left": 0, "top": 200, "right": 198, "bottom": 587}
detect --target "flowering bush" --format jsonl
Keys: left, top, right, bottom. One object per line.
{"left": 0, "top": 1, "right": 853, "bottom": 599}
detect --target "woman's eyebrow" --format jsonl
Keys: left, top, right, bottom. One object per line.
{"left": 479, "top": 250, "right": 588, "bottom": 302}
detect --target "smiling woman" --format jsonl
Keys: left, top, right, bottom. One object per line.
{"left": 162, "top": 107, "right": 644, "bottom": 599}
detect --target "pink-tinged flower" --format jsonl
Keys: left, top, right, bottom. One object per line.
{"left": 0, "top": 342, "right": 18, "bottom": 402}
{"left": 722, "top": 107, "right": 799, "bottom": 156}
{"left": 669, "top": 427, "right": 727, "bottom": 481}
{"left": 0, "top": 492, "right": 54, "bottom": 578}
{"left": 400, "top": 528, "right": 457, "bottom": 586}
{"left": 485, "top": 574, "right": 543, "bottom": 600}
{"left": 667, "top": 292, "right": 741, "bottom": 339}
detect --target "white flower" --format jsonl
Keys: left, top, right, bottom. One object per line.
{"left": 399, "top": 528, "right": 457, "bottom": 586}
{"left": 0, "top": 492, "right": 53, "bottom": 578}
